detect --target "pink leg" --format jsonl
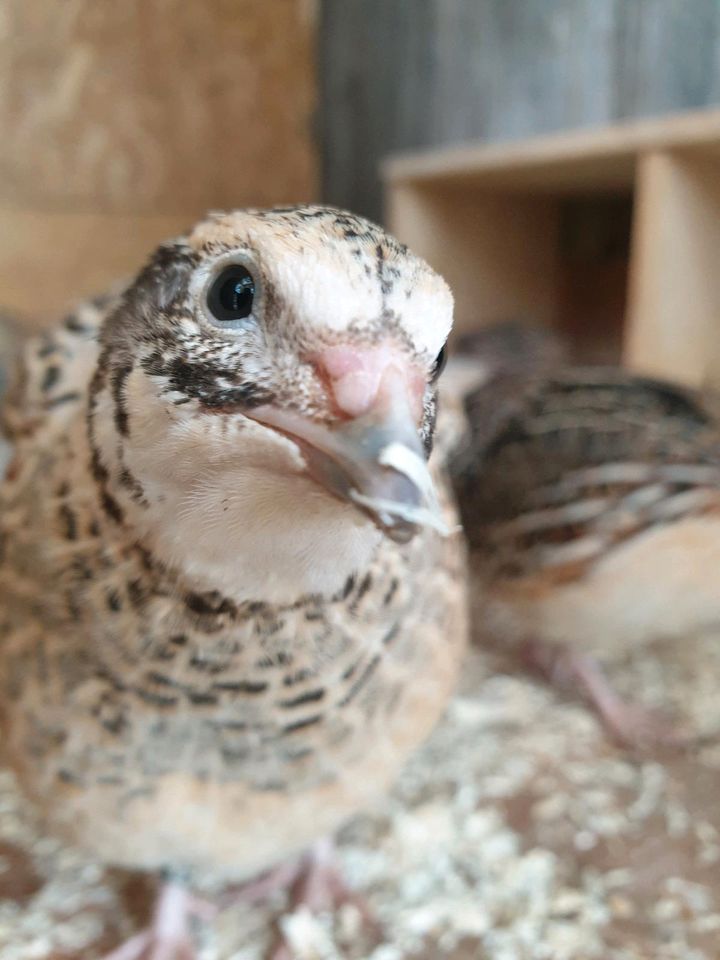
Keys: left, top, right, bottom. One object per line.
{"left": 217, "top": 858, "right": 304, "bottom": 910}
{"left": 103, "top": 847, "right": 373, "bottom": 960}
{"left": 268, "top": 838, "right": 378, "bottom": 960}
{"left": 102, "top": 882, "right": 199, "bottom": 960}
{"left": 520, "top": 642, "right": 687, "bottom": 749}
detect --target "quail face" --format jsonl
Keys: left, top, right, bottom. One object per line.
{"left": 94, "top": 206, "right": 453, "bottom": 599}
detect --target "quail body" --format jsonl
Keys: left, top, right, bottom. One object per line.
{"left": 0, "top": 208, "right": 466, "bottom": 922}
{"left": 452, "top": 361, "right": 720, "bottom": 741}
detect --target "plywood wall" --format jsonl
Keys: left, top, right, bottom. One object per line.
{"left": 0, "top": 0, "right": 318, "bottom": 324}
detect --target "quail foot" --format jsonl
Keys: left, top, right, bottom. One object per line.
{"left": 0, "top": 207, "right": 467, "bottom": 957}
{"left": 451, "top": 359, "right": 720, "bottom": 747}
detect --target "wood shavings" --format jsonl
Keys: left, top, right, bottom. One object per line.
{"left": 3, "top": 636, "right": 720, "bottom": 958}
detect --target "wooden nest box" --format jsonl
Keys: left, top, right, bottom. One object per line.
{"left": 383, "top": 108, "right": 720, "bottom": 388}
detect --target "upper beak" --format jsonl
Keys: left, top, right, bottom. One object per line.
{"left": 248, "top": 365, "right": 451, "bottom": 543}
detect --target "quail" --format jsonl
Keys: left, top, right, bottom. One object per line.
{"left": 452, "top": 356, "right": 720, "bottom": 744}
{"left": 0, "top": 207, "right": 467, "bottom": 958}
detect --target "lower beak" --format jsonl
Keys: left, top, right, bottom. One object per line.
{"left": 248, "top": 374, "right": 450, "bottom": 543}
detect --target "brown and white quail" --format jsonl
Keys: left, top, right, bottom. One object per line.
{"left": 0, "top": 207, "right": 468, "bottom": 957}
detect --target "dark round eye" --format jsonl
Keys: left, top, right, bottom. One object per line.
{"left": 206, "top": 265, "right": 256, "bottom": 323}
{"left": 430, "top": 344, "right": 447, "bottom": 383}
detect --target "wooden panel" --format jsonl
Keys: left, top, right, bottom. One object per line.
{"left": 625, "top": 150, "right": 720, "bottom": 388}
{"left": 320, "top": 0, "right": 438, "bottom": 223}
{"left": 617, "top": 0, "right": 720, "bottom": 118}
{"left": 556, "top": 196, "right": 632, "bottom": 364}
{"left": 0, "top": 0, "right": 318, "bottom": 321}
{"left": 385, "top": 110, "right": 720, "bottom": 377}
{"left": 0, "top": 209, "right": 194, "bottom": 325}
{"left": 321, "top": 0, "right": 720, "bottom": 219}
{"left": 384, "top": 109, "right": 720, "bottom": 190}
{"left": 0, "top": 0, "right": 317, "bottom": 215}
{"left": 388, "top": 183, "right": 560, "bottom": 335}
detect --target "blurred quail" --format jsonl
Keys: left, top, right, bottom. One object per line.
{"left": 453, "top": 358, "right": 720, "bottom": 744}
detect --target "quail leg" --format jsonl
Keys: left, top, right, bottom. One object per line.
{"left": 217, "top": 858, "right": 304, "bottom": 909}
{"left": 102, "top": 881, "right": 210, "bottom": 960}
{"left": 268, "top": 838, "right": 378, "bottom": 960}
{"left": 520, "top": 641, "right": 686, "bottom": 749}
{"left": 103, "top": 847, "right": 374, "bottom": 960}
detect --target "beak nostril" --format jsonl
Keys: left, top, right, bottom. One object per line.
{"left": 331, "top": 368, "right": 378, "bottom": 418}
{"left": 312, "top": 344, "right": 425, "bottom": 422}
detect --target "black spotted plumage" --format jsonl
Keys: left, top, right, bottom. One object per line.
{"left": 454, "top": 367, "right": 720, "bottom": 561}
{"left": 442, "top": 350, "right": 720, "bottom": 690}
{"left": 0, "top": 205, "right": 465, "bottom": 896}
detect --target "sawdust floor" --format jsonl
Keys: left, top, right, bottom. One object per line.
{"left": 2, "top": 631, "right": 720, "bottom": 960}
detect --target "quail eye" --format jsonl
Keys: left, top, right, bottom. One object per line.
{"left": 430, "top": 344, "right": 447, "bottom": 383}
{"left": 206, "top": 265, "right": 256, "bottom": 324}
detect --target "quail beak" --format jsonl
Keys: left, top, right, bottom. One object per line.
{"left": 248, "top": 367, "right": 450, "bottom": 544}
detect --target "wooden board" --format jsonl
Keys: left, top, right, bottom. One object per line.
{"left": 0, "top": 0, "right": 317, "bottom": 216}
{"left": 384, "top": 109, "right": 720, "bottom": 193}
{"left": 322, "top": 0, "right": 720, "bottom": 220}
{"left": 385, "top": 109, "right": 720, "bottom": 383}
{"left": 625, "top": 151, "right": 720, "bottom": 388}
{"left": 0, "top": 209, "right": 195, "bottom": 323}
{"left": 387, "top": 183, "right": 559, "bottom": 336}
{"left": 0, "top": 0, "right": 318, "bottom": 322}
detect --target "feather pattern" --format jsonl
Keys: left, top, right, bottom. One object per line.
{"left": 0, "top": 206, "right": 467, "bottom": 883}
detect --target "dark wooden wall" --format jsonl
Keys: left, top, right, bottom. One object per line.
{"left": 320, "top": 0, "right": 720, "bottom": 221}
